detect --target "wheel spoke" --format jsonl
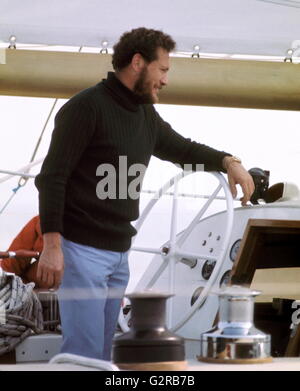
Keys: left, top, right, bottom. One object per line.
{"left": 133, "top": 171, "right": 192, "bottom": 237}
{"left": 166, "top": 177, "right": 180, "bottom": 326}
{"left": 176, "top": 249, "right": 217, "bottom": 262}
{"left": 177, "top": 184, "right": 222, "bottom": 247}
{"left": 145, "top": 260, "right": 168, "bottom": 291}
{"left": 130, "top": 246, "right": 161, "bottom": 255}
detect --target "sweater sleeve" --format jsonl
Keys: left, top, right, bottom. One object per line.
{"left": 152, "top": 107, "right": 231, "bottom": 172}
{"left": 35, "top": 99, "right": 96, "bottom": 234}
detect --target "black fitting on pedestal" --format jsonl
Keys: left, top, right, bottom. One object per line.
{"left": 112, "top": 292, "right": 185, "bottom": 364}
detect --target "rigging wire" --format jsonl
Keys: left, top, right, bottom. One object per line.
{"left": 0, "top": 158, "right": 44, "bottom": 184}
{"left": 0, "top": 100, "right": 58, "bottom": 215}
{"left": 257, "top": 0, "right": 300, "bottom": 8}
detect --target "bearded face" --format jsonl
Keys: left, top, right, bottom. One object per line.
{"left": 133, "top": 66, "right": 157, "bottom": 104}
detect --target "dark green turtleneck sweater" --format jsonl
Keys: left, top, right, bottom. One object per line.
{"left": 35, "top": 72, "right": 230, "bottom": 251}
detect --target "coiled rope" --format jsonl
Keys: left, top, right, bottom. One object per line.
{"left": 0, "top": 270, "right": 43, "bottom": 355}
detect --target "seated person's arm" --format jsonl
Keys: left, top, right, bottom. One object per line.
{"left": 1, "top": 215, "right": 40, "bottom": 276}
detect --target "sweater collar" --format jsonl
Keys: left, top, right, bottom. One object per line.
{"left": 102, "top": 72, "right": 144, "bottom": 112}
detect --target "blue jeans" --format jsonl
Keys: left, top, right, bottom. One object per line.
{"left": 58, "top": 237, "right": 129, "bottom": 360}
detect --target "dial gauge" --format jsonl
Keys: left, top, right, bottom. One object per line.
{"left": 229, "top": 239, "right": 242, "bottom": 262}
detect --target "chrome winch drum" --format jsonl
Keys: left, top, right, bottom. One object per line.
{"left": 37, "top": 290, "right": 61, "bottom": 332}
{"left": 199, "top": 285, "right": 272, "bottom": 363}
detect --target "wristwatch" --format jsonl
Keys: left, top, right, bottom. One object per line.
{"left": 223, "top": 156, "right": 242, "bottom": 171}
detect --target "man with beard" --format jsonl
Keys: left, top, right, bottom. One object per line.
{"left": 35, "top": 27, "right": 254, "bottom": 361}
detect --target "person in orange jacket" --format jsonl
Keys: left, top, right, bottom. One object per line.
{"left": 0, "top": 215, "right": 48, "bottom": 288}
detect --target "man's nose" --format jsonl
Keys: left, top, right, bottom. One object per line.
{"left": 161, "top": 73, "right": 168, "bottom": 86}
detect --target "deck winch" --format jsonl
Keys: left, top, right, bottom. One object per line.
{"left": 199, "top": 285, "right": 272, "bottom": 363}
{"left": 112, "top": 292, "right": 187, "bottom": 370}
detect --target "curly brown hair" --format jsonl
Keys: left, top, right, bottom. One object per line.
{"left": 112, "top": 27, "right": 176, "bottom": 71}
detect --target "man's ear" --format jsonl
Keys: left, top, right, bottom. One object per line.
{"left": 131, "top": 53, "right": 146, "bottom": 73}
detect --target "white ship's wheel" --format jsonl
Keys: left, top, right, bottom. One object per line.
{"left": 119, "top": 170, "right": 234, "bottom": 332}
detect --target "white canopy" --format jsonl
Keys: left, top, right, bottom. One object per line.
{"left": 1, "top": 0, "right": 300, "bottom": 57}
{"left": 1, "top": 0, "right": 300, "bottom": 109}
